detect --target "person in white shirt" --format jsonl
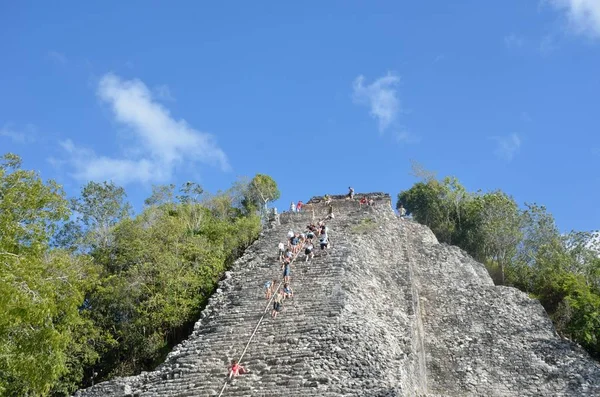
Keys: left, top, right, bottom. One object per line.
{"left": 398, "top": 204, "right": 407, "bottom": 218}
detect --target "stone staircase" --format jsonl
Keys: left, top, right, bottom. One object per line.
{"left": 75, "top": 193, "right": 600, "bottom": 397}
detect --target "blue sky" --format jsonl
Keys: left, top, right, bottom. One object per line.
{"left": 1, "top": 1, "right": 599, "bottom": 232}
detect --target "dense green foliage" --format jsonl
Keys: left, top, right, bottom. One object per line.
{"left": 398, "top": 172, "right": 600, "bottom": 358}
{"left": 0, "top": 154, "right": 266, "bottom": 396}
{"left": 0, "top": 154, "right": 100, "bottom": 396}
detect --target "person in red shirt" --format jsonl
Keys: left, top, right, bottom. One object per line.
{"left": 359, "top": 197, "right": 368, "bottom": 208}
{"left": 228, "top": 359, "right": 249, "bottom": 377}
{"left": 296, "top": 200, "right": 303, "bottom": 212}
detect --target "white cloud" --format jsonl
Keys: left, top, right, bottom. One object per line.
{"left": 60, "top": 139, "right": 163, "bottom": 185}
{"left": 504, "top": 34, "right": 525, "bottom": 48}
{"left": 492, "top": 133, "right": 521, "bottom": 161}
{"left": 352, "top": 72, "right": 401, "bottom": 132}
{"left": 0, "top": 124, "right": 36, "bottom": 143}
{"left": 48, "top": 50, "right": 68, "bottom": 65}
{"left": 548, "top": 0, "right": 600, "bottom": 38}
{"left": 61, "top": 73, "right": 229, "bottom": 185}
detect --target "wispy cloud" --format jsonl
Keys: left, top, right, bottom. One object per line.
{"left": 548, "top": 0, "right": 600, "bottom": 38}
{"left": 352, "top": 72, "right": 401, "bottom": 132}
{"left": 47, "top": 50, "right": 68, "bottom": 65}
{"left": 154, "top": 84, "right": 175, "bottom": 101}
{"left": 394, "top": 130, "right": 420, "bottom": 144}
{"left": 0, "top": 123, "right": 36, "bottom": 143}
{"left": 60, "top": 140, "right": 161, "bottom": 184}
{"left": 492, "top": 133, "right": 521, "bottom": 161}
{"left": 60, "top": 73, "right": 229, "bottom": 185}
{"left": 504, "top": 34, "right": 525, "bottom": 49}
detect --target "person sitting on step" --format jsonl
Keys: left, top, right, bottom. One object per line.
{"left": 282, "top": 283, "right": 294, "bottom": 299}
{"left": 264, "top": 278, "right": 277, "bottom": 300}
{"left": 359, "top": 197, "right": 368, "bottom": 208}
{"left": 324, "top": 194, "right": 332, "bottom": 205}
{"left": 398, "top": 203, "right": 407, "bottom": 218}
{"left": 229, "top": 359, "right": 249, "bottom": 377}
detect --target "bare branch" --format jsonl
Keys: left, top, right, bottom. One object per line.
{"left": 0, "top": 251, "right": 22, "bottom": 259}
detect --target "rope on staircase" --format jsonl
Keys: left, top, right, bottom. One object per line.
{"left": 216, "top": 233, "right": 304, "bottom": 397}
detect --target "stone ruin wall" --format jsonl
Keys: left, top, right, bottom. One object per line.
{"left": 75, "top": 193, "right": 600, "bottom": 396}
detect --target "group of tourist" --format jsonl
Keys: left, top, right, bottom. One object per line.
{"left": 268, "top": 219, "right": 330, "bottom": 319}
{"left": 228, "top": 188, "right": 389, "bottom": 379}
{"left": 289, "top": 187, "right": 355, "bottom": 214}
{"left": 227, "top": 215, "right": 332, "bottom": 378}
{"left": 289, "top": 200, "right": 303, "bottom": 213}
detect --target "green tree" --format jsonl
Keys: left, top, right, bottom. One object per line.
{"left": 71, "top": 181, "right": 132, "bottom": 252}
{"left": 476, "top": 191, "right": 522, "bottom": 284}
{"left": 176, "top": 181, "right": 203, "bottom": 204}
{"left": 83, "top": 184, "right": 261, "bottom": 382}
{"left": 398, "top": 177, "right": 471, "bottom": 244}
{"left": 399, "top": 168, "right": 600, "bottom": 359}
{"left": 243, "top": 174, "right": 280, "bottom": 215}
{"left": 0, "top": 154, "right": 102, "bottom": 396}
{"left": 203, "top": 191, "right": 237, "bottom": 220}
{"left": 144, "top": 184, "right": 175, "bottom": 207}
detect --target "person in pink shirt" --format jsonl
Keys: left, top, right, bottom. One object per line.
{"left": 228, "top": 359, "right": 249, "bottom": 377}
{"left": 296, "top": 200, "right": 303, "bottom": 212}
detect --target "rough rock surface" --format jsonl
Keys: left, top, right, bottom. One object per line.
{"left": 75, "top": 194, "right": 600, "bottom": 396}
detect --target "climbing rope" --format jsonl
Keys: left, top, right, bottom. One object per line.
{"left": 216, "top": 235, "right": 304, "bottom": 397}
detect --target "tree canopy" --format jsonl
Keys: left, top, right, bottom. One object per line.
{"left": 243, "top": 174, "right": 280, "bottom": 214}
{"left": 398, "top": 168, "right": 600, "bottom": 358}
{"left": 0, "top": 153, "right": 266, "bottom": 395}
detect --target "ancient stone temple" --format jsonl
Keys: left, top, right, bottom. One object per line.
{"left": 75, "top": 193, "right": 600, "bottom": 397}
